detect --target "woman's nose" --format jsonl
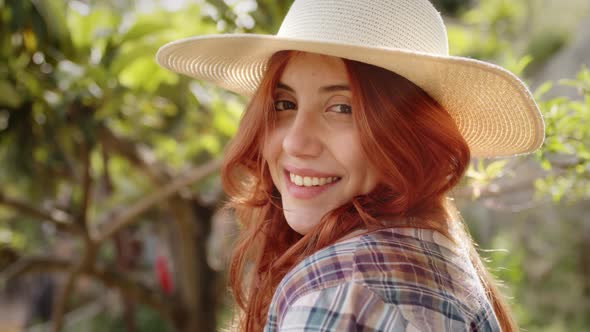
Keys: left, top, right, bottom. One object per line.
{"left": 282, "top": 112, "right": 323, "bottom": 158}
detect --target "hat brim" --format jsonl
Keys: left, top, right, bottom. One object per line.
{"left": 156, "top": 34, "right": 544, "bottom": 158}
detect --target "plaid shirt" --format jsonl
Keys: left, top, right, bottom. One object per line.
{"left": 264, "top": 228, "right": 501, "bottom": 331}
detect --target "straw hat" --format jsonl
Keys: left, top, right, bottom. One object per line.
{"left": 156, "top": 0, "right": 545, "bottom": 158}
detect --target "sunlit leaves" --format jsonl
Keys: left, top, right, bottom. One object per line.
{"left": 211, "top": 97, "right": 241, "bottom": 137}
{"left": 461, "top": 0, "right": 527, "bottom": 42}
{"left": 501, "top": 53, "right": 532, "bottom": 77}
{"left": 560, "top": 65, "right": 590, "bottom": 95}
{"left": 446, "top": 25, "right": 472, "bottom": 55}
{"left": 447, "top": 23, "right": 506, "bottom": 59}
{"left": 118, "top": 57, "right": 178, "bottom": 92}
{"left": 446, "top": 0, "right": 568, "bottom": 76}
{"left": 66, "top": 6, "right": 120, "bottom": 50}
{"left": 117, "top": 16, "right": 171, "bottom": 45}
{"left": 207, "top": 0, "right": 258, "bottom": 31}
{"left": 534, "top": 81, "right": 553, "bottom": 100}
{"left": 448, "top": 0, "right": 589, "bottom": 206}
{"left": 447, "top": 0, "right": 525, "bottom": 61}
{"left": 466, "top": 159, "right": 509, "bottom": 198}
{"left": 534, "top": 66, "right": 590, "bottom": 202}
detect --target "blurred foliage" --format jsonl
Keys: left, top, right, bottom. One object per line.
{"left": 480, "top": 201, "right": 590, "bottom": 331}
{"left": 446, "top": 0, "right": 575, "bottom": 75}
{"left": 446, "top": 2, "right": 590, "bottom": 331}
{"left": 0, "top": 0, "right": 588, "bottom": 331}
{"left": 448, "top": 0, "right": 528, "bottom": 59}
{"left": 0, "top": 0, "right": 246, "bottom": 330}
{"left": 534, "top": 67, "right": 590, "bottom": 203}
{"left": 448, "top": 0, "right": 589, "bottom": 204}
{"left": 422, "top": 1, "right": 590, "bottom": 331}
{"left": 0, "top": 0, "right": 238, "bottom": 249}
{"left": 61, "top": 302, "right": 173, "bottom": 332}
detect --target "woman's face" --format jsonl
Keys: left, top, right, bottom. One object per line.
{"left": 263, "top": 53, "right": 379, "bottom": 235}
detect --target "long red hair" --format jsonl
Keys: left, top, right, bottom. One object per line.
{"left": 222, "top": 51, "right": 517, "bottom": 331}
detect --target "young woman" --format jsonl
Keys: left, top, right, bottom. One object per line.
{"left": 157, "top": 0, "right": 545, "bottom": 331}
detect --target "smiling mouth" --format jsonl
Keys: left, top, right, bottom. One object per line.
{"left": 287, "top": 172, "right": 342, "bottom": 187}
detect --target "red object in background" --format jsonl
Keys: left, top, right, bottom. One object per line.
{"left": 155, "top": 254, "right": 174, "bottom": 295}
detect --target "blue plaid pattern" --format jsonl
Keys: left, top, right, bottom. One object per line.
{"left": 264, "top": 228, "right": 501, "bottom": 331}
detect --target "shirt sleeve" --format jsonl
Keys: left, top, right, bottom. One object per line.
{"left": 278, "top": 282, "right": 484, "bottom": 332}
{"left": 278, "top": 282, "right": 407, "bottom": 331}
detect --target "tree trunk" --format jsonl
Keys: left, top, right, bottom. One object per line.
{"left": 166, "top": 197, "right": 219, "bottom": 332}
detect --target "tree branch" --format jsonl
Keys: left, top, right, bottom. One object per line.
{"left": 100, "top": 126, "right": 170, "bottom": 184}
{"left": 79, "top": 143, "right": 93, "bottom": 229}
{"left": 102, "top": 142, "right": 114, "bottom": 195}
{"left": 0, "top": 257, "right": 72, "bottom": 282}
{"left": 1, "top": 256, "right": 179, "bottom": 324}
{"left": 52, "top": 266, "right": 81, "bottom": 332}
{"left": 95, "top": 157, "right": 223, "bottom": 243}
{"left": 92, "top": 264, "right": 180, "bottom": 323}
{"left": 0, "top": 192, "right": 80, "bottom": 234}
{"left": 99, "top": 125, "right": 222, "bottom": 224}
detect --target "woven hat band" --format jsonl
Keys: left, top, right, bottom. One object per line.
{"left": 277, "top": 0, "right": 449, "bottom": 55}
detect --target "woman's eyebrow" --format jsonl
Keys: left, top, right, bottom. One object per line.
{"left": 319, "top": 84, "right": 350, "bottom": 93}
{"left": 276, "top": 82, "right": 294, "bottom": 92}
{"left": 276, "top": 82, "right": 350, "bottom": 93}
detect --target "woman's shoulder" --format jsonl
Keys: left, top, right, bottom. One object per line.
{"left": 278, "top": 227, "right": 470, "bottom": 293}
{"left": 267, "top": 227, "right": 499, "bottom": 331}
{"left": 350, "top": 227, "right": 472, "bottom": 287}
{"left": 350, "top": 228, "right": 492, "bottom": 313}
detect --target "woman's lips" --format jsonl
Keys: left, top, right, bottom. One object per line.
{"left": 283, "top": 165, "right": 340, "bottom": 178}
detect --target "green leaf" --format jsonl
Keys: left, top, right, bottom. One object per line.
{"left": 534, "top": 81, "right": 553, "bottom": 100}
{"left": 66, "top": 6, "right": 120, "bottom": 50}
{"left": 212, "top": 109, "right": 238, "bottom": 137}
{"left": 547, "top": 137, "right": 571, "bottom": 153}
{"left": 119, "top": 16, "right": 172, "bottom": 44}
{"left": 447, "top": 24, "right": 473, "bottom": 56}
{"left": 110, "top": 44, "right": 160, "bottom": 75}
{"left": 118, "top": 57, "right": 178, "bottom": 92}
{"left": 31, "top": 0, "right": 73, "bottom": 53}
{"left": 5, "top": 0, "right": 26, "bottom": 32}
{"left": 485, "top": 160, "right": 508, "bottom": 178}
{"left": 0, "top": 80, "right": 23, "bottom": 108}
{"left": 197, "top": 134, "right": 222, "bottom": 155}
{"left": 502, "top": 53, "right": 532, "bottom": 76}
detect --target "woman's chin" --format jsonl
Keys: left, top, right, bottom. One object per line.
{"left": 284, "top": 210, "right": 322, "bottom": 235}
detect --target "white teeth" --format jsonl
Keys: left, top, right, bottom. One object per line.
{"left": 294, "top": 175, "right": 303, "bottom": 186}
{"left": 288, "top": 172, "right": 340, "bottom": 187}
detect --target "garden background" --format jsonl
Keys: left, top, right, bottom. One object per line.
{"left": 0, "top": 0, "right": 589, "bottom": 331}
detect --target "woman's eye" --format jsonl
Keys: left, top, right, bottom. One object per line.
{"left": 329, "top": 104, "right": 352, "bottom": 114}
{"left": 274, "top": 100, "right": 296, "bottom": 111}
